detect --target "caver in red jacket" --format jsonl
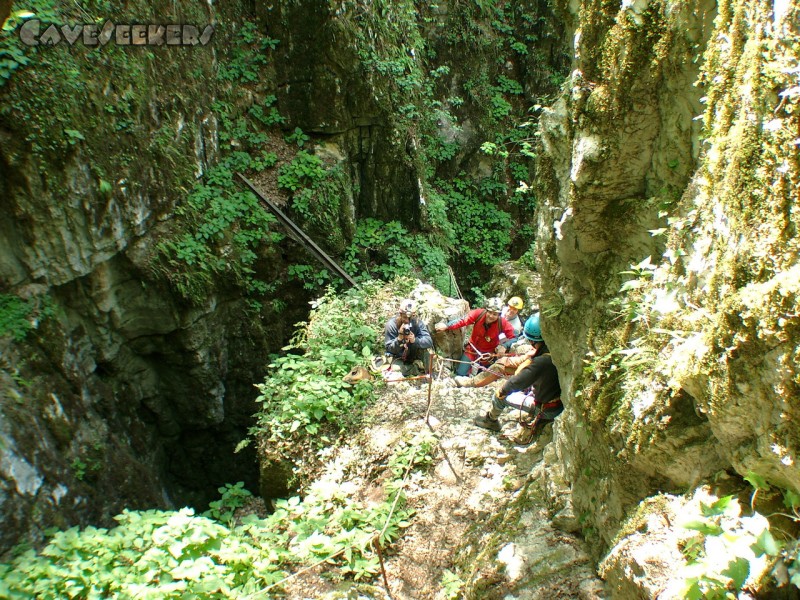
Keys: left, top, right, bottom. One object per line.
{"left": 444, "top": 309, "right": 516, "bottom": 364}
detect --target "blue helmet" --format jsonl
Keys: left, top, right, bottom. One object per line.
{"left": 523, "top": 314, "right": 543, "bottom": 341}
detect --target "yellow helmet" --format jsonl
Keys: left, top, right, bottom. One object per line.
{"left": 508, "top": 296, "right": 524, "bottom": 310}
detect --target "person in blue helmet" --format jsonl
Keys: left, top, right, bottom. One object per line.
{"left": 472, "top": 313, "right": 562, "bottom": 445}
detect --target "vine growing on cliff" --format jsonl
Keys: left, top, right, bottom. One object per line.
{"left": 153, "top": 22, "right": 286, "bottom": 306}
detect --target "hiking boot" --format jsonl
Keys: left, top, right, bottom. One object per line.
{"left": 454, "top": 376, "right": 474, "bottom": 387}
{"left": 401, "top": 362, "right": 420, "bottom": 377}
{"left": 473, "top": 412, "right": 501, "bottom": 432}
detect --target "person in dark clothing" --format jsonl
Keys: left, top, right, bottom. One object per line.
{"left": 384, "top": 298, "right": 433, "bottom": 376}
{"left": 472, "top": 313, "right": 562, "bottom": 444}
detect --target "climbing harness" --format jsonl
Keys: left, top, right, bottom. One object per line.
{"left": 467, "top": 341, "right": 495, "bottom": 365}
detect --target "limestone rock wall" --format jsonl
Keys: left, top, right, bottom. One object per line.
{"left": 262, "top": 0, "right": 569, "bottom": 234}
{"left": 0, "top": 0, "right": 286, "bottom": 553}
{"left": 535, "top": 0, "right": 800, "bottom": 593}
{"left": 266, "top": 0, "right": 421, "bottom": 225}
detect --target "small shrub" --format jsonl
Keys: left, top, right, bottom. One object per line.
{"left": 204, "top": 482, "right": 253, "bottom": 525}
{"left": 343, "top": 219, "right": 453, "bottom": 294}
{"left": 0, "top": 293, "right": 53, "bottom": 341}
{"left": 677, "top": 493, "right": 791, "bottom": 598}
{"left": 277, "top": 151, "right": 326, "bottom": 192}
{"left": 217, "top": 22, "right": 278, "bottom": 82}
{"left": 0, "top": 294, "right": 35, "bottom": 341}
{"left": 252, "top": 284, "right": 382, "bottom": 452}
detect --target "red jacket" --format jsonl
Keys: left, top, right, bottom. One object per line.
{"left": 446, "top": 309, "right": 516, "bottom": 357}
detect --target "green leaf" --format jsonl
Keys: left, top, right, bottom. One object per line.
{"left": 64, "top": 129, "right": 85, "bottom": 141}
{"left": 700, "top": 495, "right": 734, "bottom": 517}
{"left": 744, "top": 471, "right": 770, "bottom": 491}
{"left": 783, "top": 489, "right": 800, "bottom": 510}
{"left": 751, "top": 529, "right": 782, "bottom": 557}
{"left": 168, "top": 541, "right": 187, "bottom": 558}
{"left": 722, "top": 557, "right": 749, "bottom": 590}
{"left": 682, "top": 520, "right": 723, "bottom": 535}
{"left": 171, "top": 558, "right": 208, "bottom": 580}
{"left": 620, "top": 279, "right": 644, "bottom": 292}
{"left": 683, "top": 580, "right": 702, "bottom": 600}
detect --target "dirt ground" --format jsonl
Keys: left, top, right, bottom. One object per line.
{"left": 277, "top": 370, "right": 606, "bottom": 600}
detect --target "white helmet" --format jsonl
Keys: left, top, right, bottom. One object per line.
{"left": 398, "top": 299, "right": 417, "bottom": 316}
{"left": 484, "top": 297, "right": 504, "bottom": 312}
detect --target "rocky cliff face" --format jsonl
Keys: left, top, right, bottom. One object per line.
{"left": 535, "top": 0, "right": 799, "bottom": 593}
{"left": 11, "top": 0, "right": 796, "bottom": 592}
{"left": 266, "top": 0, "right": 422, "bottom": 225}
{"left": 0, "top": 0, "right": 569, "bottom": 554}
{"left": 0, "top": 0, "right": 291, "bottom": 553}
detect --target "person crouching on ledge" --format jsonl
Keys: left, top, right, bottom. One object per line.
{"left": 472, "top": 313, "right": 562, "bottom": 445}
{"left": 384, "top": 299, "right": 433, "bottom": 377}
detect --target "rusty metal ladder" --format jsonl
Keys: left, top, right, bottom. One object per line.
{"left": 236, "top": 173, "right": 359, "bottom": 289}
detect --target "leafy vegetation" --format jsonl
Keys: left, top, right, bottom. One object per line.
{"left": 328, "top": 0, "right": 567, "bottom": 297}
{"left": 343, "top": 219, "right": 452, "bottom": 293}
{"left": 440, "top": 569, "right": 466, "bottom": 599}
{"left": 254, "top": 346, "right": 373, "bottom": 443}
{"left": 439, "top": 177, "right": 513, "bottom": 265}
{"left": 217, "top": 22, "right": 278, "bottom": 82}
{"left": 0, "top": 294, "right": 36, "bottom": 341}
{"left": 203, "top": 482, "right": 254, "bottom": 526}
{"left": 154, "top": 151, "right": 283, "bottom": 303}
{"left": 0, "top": 428, "right": 430, "bottom": 598}
{"left": 431, "top": 177, "right": 514, "bottom": 295}
{"left": 249, "top": 281, "right": 389, "bottom": 459}
{"left": 153, "top": 23, "right": 286, "bottom": 305}
{"left": 0, "top": 4, "right": 60, "bottom": 85}
{"left": 0, "top": 293, "right": 54, "bottom": 341}
{"left": 677, "top": 493, "right": 785, "bottom": 598}
{"left": 277, "top": 150, "right": 326, "bottom": 192}
{"left": 278, "top": 149, "right": 351, "bottom": 258}
{"left": 0, "top": 279, "right": 439, "bottom": 597}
